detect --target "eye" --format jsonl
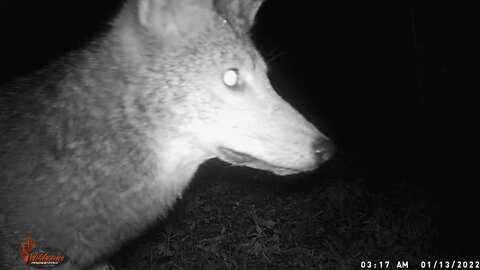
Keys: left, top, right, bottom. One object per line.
{"left": 223, "top": 68, "right": 240, "bottom": 87}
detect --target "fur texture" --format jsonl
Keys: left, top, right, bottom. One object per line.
{"left": 0, "top": 0, "right": 333, "bottom": 269}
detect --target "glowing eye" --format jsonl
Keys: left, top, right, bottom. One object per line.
{"left": 223, "top": 69, "right": 239, "bottom": 87}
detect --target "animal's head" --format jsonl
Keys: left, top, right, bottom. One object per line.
{"left": 118, "top": 0, "right": 335, "bottom": 175}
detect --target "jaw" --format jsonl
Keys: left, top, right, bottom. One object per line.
{"left": 217, "top": 147, "right": 308, "bottom": 176}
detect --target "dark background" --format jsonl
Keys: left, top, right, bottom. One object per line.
{"left": 0, "top": 0, "right": 476, "bottom": 259}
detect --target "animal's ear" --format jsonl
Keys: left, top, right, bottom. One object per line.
{"left": 214, "top": 0, "right": 266, "bottom": 32}
{"left": 137, "top": 0, "right": 213, "bottom": 42}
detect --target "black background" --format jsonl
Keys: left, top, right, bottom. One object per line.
{"left": 0, "top": 0, "right": 476, "bottom": 259}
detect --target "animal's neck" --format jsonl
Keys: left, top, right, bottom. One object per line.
{"left": 153, "top": 136, "right": 214, "bottom": 199}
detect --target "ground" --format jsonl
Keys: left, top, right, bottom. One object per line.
{"left": 110, "top": 151, "right": 440, "bottom": 270}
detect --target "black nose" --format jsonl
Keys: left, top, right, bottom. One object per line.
{"left": 313, "top": 136, "right": 336, "bottom": 164}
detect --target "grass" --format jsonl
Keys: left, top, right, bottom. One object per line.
{"left": 111, "top": 153, "right": 440, "bottom": 270}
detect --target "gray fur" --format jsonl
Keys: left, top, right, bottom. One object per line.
{"left": 0, "top": 0, "right": 328, "bottom": 269}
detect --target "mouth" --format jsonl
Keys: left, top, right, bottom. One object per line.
{"left": 217, "top": 147, "right": 304, "bottom": 175}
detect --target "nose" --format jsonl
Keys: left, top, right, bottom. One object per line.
{"left": 313, "top": 136, "right": 336, "bottom": 165}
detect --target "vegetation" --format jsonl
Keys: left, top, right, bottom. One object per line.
{"left": 112, "top": 153, "right": 439, "bottom": 270}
